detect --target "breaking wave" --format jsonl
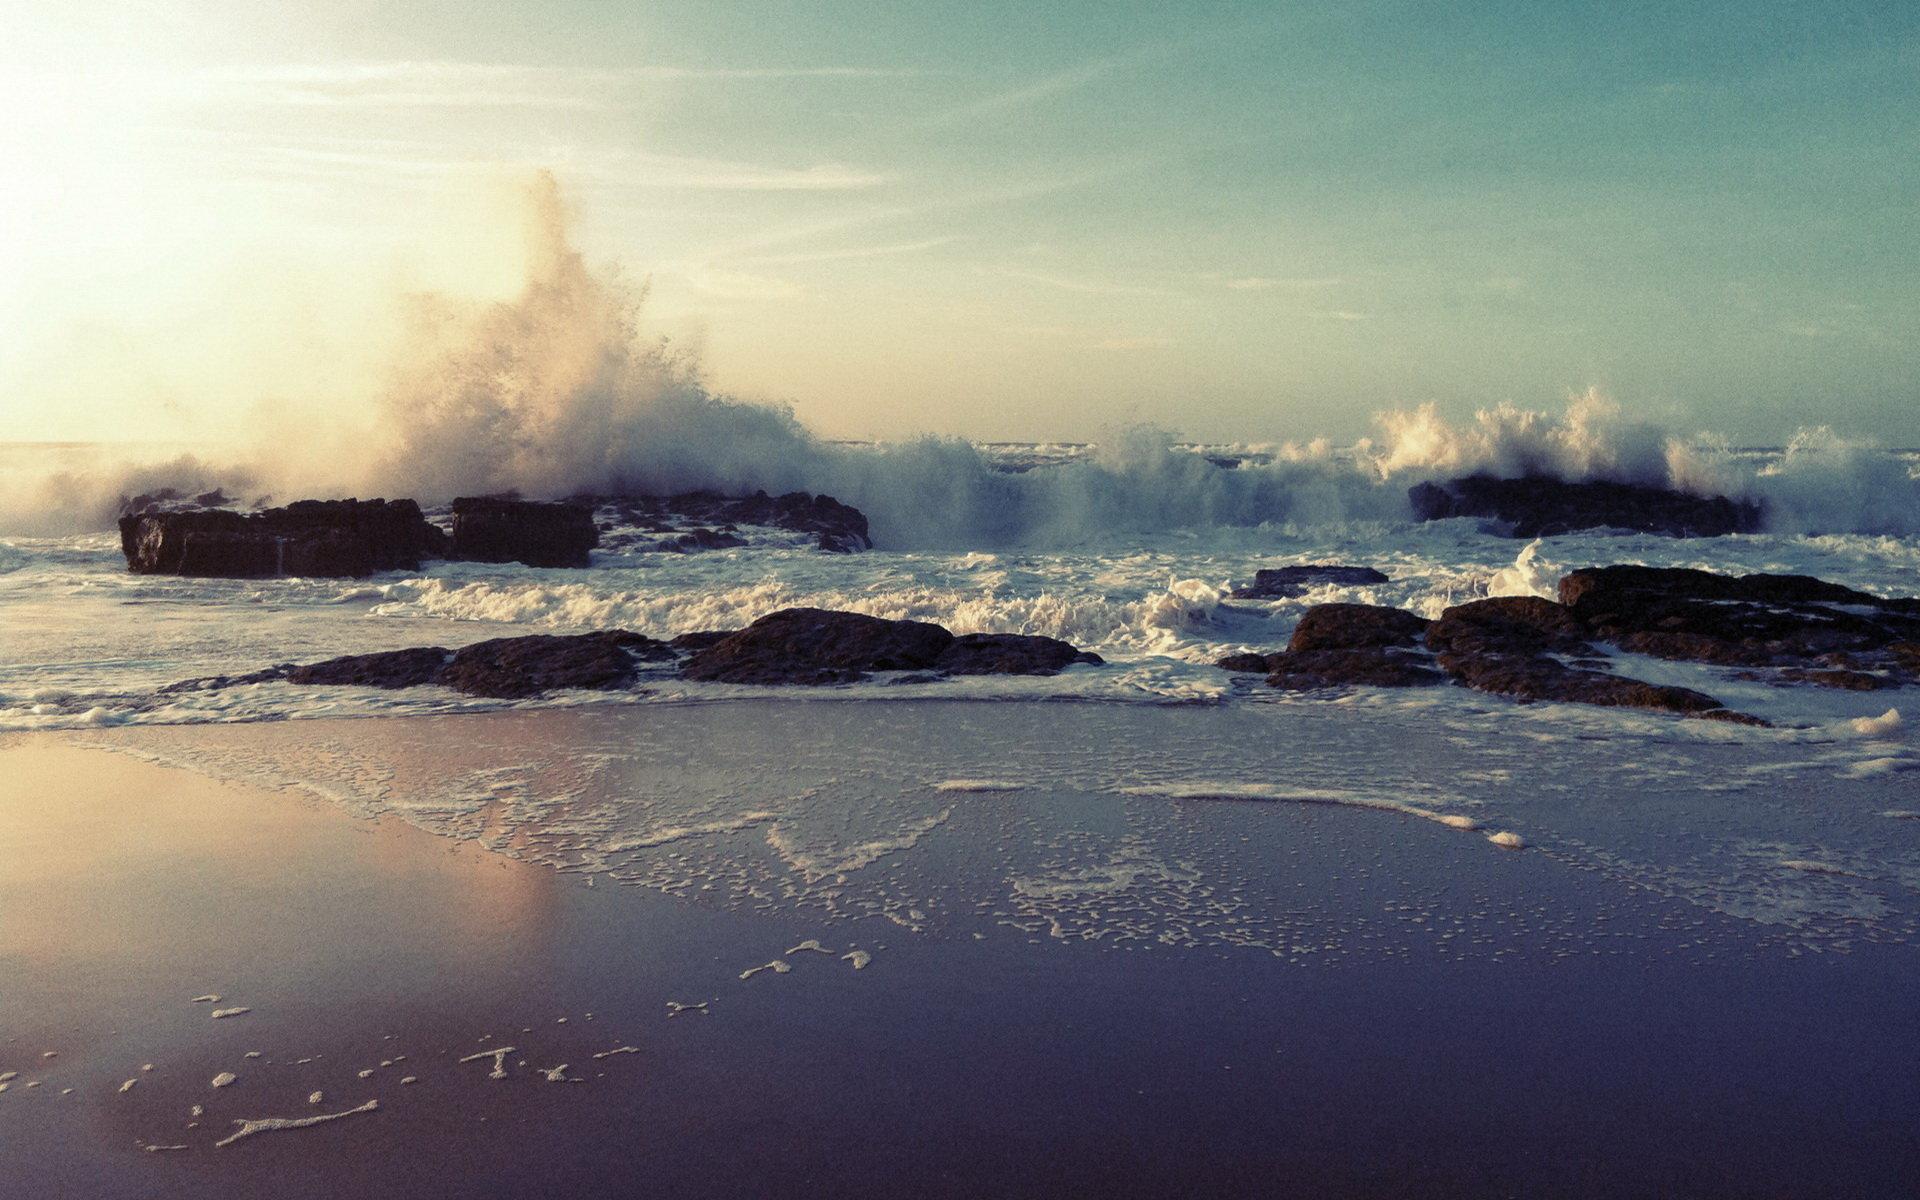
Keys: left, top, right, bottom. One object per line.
{"left": 3, "top": 173, "right": 1915, "bottom": 546}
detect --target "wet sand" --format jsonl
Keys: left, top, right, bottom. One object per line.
{"left": 2, "top": 706, "right": 1918, "bottom": 1198}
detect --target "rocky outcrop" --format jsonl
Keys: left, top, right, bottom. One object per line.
{"left": 283, "top": 632, "right": 674, "bottom": 698}
{"left": 1231, "top": 565, "right": 1389, "bottom": 599}
{"left": 1425, "top": 596, "right": 1755, "bottom": 721}
{"left": 679, "top": 608, "right": 956, "bottom": 685}
{"left": 436, "top": 632, "right": 675, "bottom": 698}
{"left": 1218, "top": 603, "right": 1443, "bottom": 689}
{"left": 679, "top": 609, "right": 1104, "bottom": 685}
{"left": 1262, "top": 648, "right": 1444, "bottom": 690}
{"left": 608, "top": 491, "right": 872, "bottom": 553}
{"left": 1409, "top": 475, "right": 1764, "bottom": 538}
{"left": 1286, "top": 603, "right": 1431, "bottom": 652}
{"left": 119, "top": 499, "right": 445, "bottom": 578}
{"left": 1558, "top": 565, "right": 1920, "bottom": 685}
{"left": 450, "top": 497, "right": 599, "bottom": 568}
{"left": 934, "top": 634, "right": 1104, "bottom": 675}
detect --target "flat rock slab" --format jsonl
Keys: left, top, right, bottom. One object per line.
{"left": 1409, "top": 475, "right": 1763, "bottom": 538}
{"left": 1231, "top": 565, "right": 1389, "bottom": 600}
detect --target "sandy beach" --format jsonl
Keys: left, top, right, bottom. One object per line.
{"left": 4, "top": 702, "right": 1917, "bottom": 1197}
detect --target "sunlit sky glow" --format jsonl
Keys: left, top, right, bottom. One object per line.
{"left": 1, "top": 0, "right": 1915, "bottom": 445}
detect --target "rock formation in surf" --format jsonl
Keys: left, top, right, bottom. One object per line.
{"left": 119, "top": 499, "right": 446, "bottom": 577}
{"left": 1408, "top": 475, "right": 1764, "bottom": 537}
{"left": 1230, "top": 565, "right": 1389, "bottom": 599}
{"left": 1221, "top": 566, "right": 1920, "bottom": 721}
{"left": 117, "top": 490, "right": 874, "bottom": 576}
{"left": 181, "top": 608, "right": 1103, "bottom": 697}
{"left": 449, "top": 497, "right": 599, "bottom": 568}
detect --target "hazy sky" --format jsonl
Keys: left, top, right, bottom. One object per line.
{"left": 2, "top": 0, "right": 1915, "bottom": 446}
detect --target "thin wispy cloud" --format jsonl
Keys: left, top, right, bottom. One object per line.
{"left": 990, "top": 267, "right": 1179, "bottom": 298}
{"left": 1216, "top": 275, "right": 1345, "bottom": 291}
{"left": 739, "top": 237, "right": 955, "bottom": 266}
{"left": 191, "top": 60, "right": 924, "bottom": 111}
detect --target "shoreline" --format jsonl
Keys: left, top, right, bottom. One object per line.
{"left": 5, "top": 703, "right": 1920, "bottom": 1195}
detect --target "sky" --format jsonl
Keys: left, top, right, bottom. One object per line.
{"left": 1, "top": 0, "right": 1915, "bottom": 447}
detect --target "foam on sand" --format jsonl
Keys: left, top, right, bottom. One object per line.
{"left": 209, "top": 1006, "right": 250, "bottom": 1020}
{"left": 934, "top": 779, "right": 1028, "bottom": 793}
{"left": 1118, "top": 782, "right": 1480, "bottom": 832}
{"left": 457, "top": 1047, "right": 515, "bottom": 1079}
{"left": 739, "top": 959, "right": 792, "bottom": 980}
{"left": 665, "top": 1001, "right": 709, "bottom": 1018}
{"left": 842, "top": 950, "right": 873, "bottom": 970}
{"left": 1487, "top": 831, "right": 1526, "bottom": 849}
{"left": 592, "top": 1046, "right": 641, "bottom": 1059}
{"left": 210, "top": 1072, "right": 237, "bottom": 1088}
{"left": 786, "top": 939, "right": 832, "bottom": 955}
{"left": 215, "top": 1099, "right": 379, "bottom": 1148}
{"left": 190, "top": 995, "right": 221, "bottom": 1004}
{"left": 1779, "top": 859, "right": 1865, "bottom": 877}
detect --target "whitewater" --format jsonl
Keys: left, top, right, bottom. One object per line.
{"left": 1, "top": 176, "right": 1915, "bottom": 738}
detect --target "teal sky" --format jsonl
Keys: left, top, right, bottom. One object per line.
{"left": 2, "top": 0, "right": 1915, "bottom": 444}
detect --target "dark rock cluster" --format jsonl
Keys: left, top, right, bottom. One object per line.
{"left": 1230, "top": 564, "right": 1389, "bottom": 599}
{"left": 449, "top": 497, "right": 599, "bottom": 568}
{"left": 1219, "top": 565, "right": 1918, "bottom": 722}
{"left": 602, "top": 491, "right": 872, "bottom": 554}
{"left": 176, "top": 608, "right": 1104, "bottom": 699}
{"left": 679, "top": 608, "right": 1102, "bottom": 685}
{"left": 118, "top": 489, "right": 875, "bottom": 576}
{"left": 119, "top": 499, "right": 446, "bottom": 577}
{"left": 1409, "top": 475, "right": 1764, "bottom": 538}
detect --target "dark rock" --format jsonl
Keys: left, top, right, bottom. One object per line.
{"left": 607, "top": 490, "right": 871, "bottom": 553}
{"left": 1421, "top": 594, "right": 1761, "bottom": 722}
{"left": 1287, "top": 604, "right": 1430, "bottom": 652}
{"left": 1434, "top": 647, "right": 1756, "bottom": 720}
{"left": 450, "top": 497, "right": 599, "bottom": 568}
{"left": 1264, "top": 648, "right": 1444, "bottom": 690}
{"left": 437, "top": 631, "right": 674, "bottom": 698}
{"left": 1409, "top": 475, "right": 1764, "bottom": 538}
{"left": 1231, "top": 564, "right": 1389, "bottom": 599}
{"left": 668, "top": 630, "right": 738, "bottom": 654}
{"left": 1777, "top": 668, "right": 1896, "bottom": 691}
{"left": 119, "top": 499, "right": 445, "bottom": 577}
{"left": 934, "top": 633, "right": 1103, "bottom": 676}
{"left": 277, "top": 632, "right": 673, "bottom": 698}
{"left": 1559, "top": 566, "right": 1920, "bottom": 674}
{"left": 1217, "top": 652, "right": 1277, "bottom": 674}
{"left": 680, "top": 608, "right": 955, "bottom": 685}
{"left": 287, "top": 647, "right": 452, "bottom": 689}
{"left": 1426, "top": 596, "right": 1594, "bottom": 658}
{"left": 659, "top": 527, "right": 748, "bottom": 553}
{"left": 156, "top": 665, "right": 293, "bottom": 694}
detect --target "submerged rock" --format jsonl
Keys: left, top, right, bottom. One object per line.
{"left": 287, "top": 647, "right": 451, "bottom": 689}
{"left": 680, "top": 608, "right": 956, "bottom": 685}
{"left": 679, "top": 609, "right": 1104, "bottom": 685}
{"left": 1426, "top": 594, "right": 1760, "bottom": 722}
{"left": 1409, "top": 475, "right": 1764, "bottom": 538}
{"left": 934, "top": 634, "right": 1104, "bottom": 675}
{"left": 282, "top": 632, "right": 673, "bottom": 698}
{"left": 1219, "top": 603, "right": 1443, "bottom": 689}
{"left": 1286, "top": 603, "right": 1431, "bottom": 652}
{"left": 1559, "top": 565, "right": 1920, "bottom": 681}
{"left": 438, "top": 632, "right": 675, "bottom": 698}
{"left": 119, "top": 499, "right": 445, "bottom": 577}
{"left": 607, "top": 491, "right": 872, "bottom": 553}
{"left": 450, "top": 497, "right": 599, "bottom": 568}
{"left": 1231, "top": 564, "right": 1389, "bottom": 599}
{"left": 1263, "top": 648, "right": 1444, "bottom": 690}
